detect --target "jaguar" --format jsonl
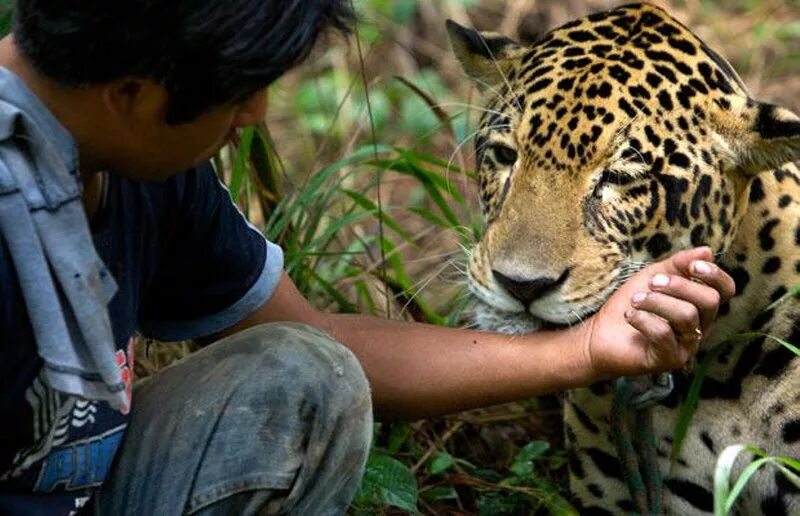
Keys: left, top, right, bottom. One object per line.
{"left": 447, "top": 3, "right": 800, "bottom": 514}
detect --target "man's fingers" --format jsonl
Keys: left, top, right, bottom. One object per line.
{"left": 631, "top": 291, "right": 700, "bottom": 335}
{"left": 656, "top": 247, "right": 713, "bottom": 276}
{"left": 646, "top": 273, "right": 721, "bottom": 330}
{"left": 624, "top": 309, "right": 688, "bottom": 369}
{"left": 649, "top": 247, "right": 736, "bottom": 303}
{"left": 686, "top": 260, "right": 736, "bottom": 301}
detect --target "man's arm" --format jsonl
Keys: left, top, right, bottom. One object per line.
{"left": 221, "top": 247, "right": 734, "bottom": 420}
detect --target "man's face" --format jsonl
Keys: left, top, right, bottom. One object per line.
{"left": 110, "top": 86, "right": 268, "bottom": 181}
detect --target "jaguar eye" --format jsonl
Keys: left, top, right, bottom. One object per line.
{"left": 492, "top": 145, "right": 518, "bottom": 166}
{"left": 593, "top": 169, "right": 637, "bottom": 197}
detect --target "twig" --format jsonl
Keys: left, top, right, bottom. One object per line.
{"left": 412, "top": 421, "right": 465, "bottom": 473}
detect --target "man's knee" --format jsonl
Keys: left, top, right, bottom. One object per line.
{"left": 202, "top": 322, "right": 373, "bottom": 513}
{"left": 209, "top": 322, "right": 372, "bottom": 428}
{"left": 99, "top": 323, "right": 373, "bottom": 515}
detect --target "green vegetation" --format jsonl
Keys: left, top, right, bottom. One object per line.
{"left": 714, "top": 444, "right": 800, "bottom": 516}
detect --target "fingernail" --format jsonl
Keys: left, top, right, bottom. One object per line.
{"left": 625, "top": 309, "right": 636, "bottom": 319}
{"left": 631, "top": 292, "right": 647, "bottom": 306}
{"left": 651, "top": 274, "right": 670, "bottom": 288}
{"left": 692, "top": 260, "right": 711, "bottom": 275}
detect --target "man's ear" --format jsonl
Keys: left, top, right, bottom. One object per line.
{"left": 446, "top": 19, "right": 524, "bottom": 92}
{"left": 101, "top": 78, "right": 169, "bottom": 126}
{"left": 715, "top": 95, "right": 800, "bottom": 174}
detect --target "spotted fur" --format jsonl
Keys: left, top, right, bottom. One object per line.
{"left": 448, "top": 3, "right": 800, "bottom": 514}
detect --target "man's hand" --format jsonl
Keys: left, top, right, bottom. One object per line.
{"left": 580, "top": 247, "right": 736, "bottom": 380}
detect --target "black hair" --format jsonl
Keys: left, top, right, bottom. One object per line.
{"left": 13, "top": 0, "right": 355, "bottom": 123}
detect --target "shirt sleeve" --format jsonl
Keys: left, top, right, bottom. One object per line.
{"left": 137, "top": 162, "right": 283, "bottom": 340}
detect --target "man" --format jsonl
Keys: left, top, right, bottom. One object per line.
{"left": 0, "top": 1, "right": 735, "bottom": 514}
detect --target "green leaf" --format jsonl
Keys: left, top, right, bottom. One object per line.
{"left": 764, "top": 282, "right": 800, "bottom": 311}
{"left": 671, "top": 333, "right": 770, "bottom": 467}
{"left": 354, "top": 279, "right": 378, "bottom": 314}
{"left": 355, "top": 453, "right": 418, "bottom": 513}
{"left": 713, "top": 444, "right": 747, "bottom": 516}
{"left": 408, "top": 206, "right": 454, "bottom": 229}
{"left": 544, "top": 494, "right": 580, "bottom": 515}
{"left": 0, "top": 12, "right": 11, "bottom": 39}
{"left": 0, "top": 1, "right": 12, "bottom": 39}
{"left": 387, "top": 423, "right": 413, "bottom": 454}
{"left": 777, "top": 455, "right": 800, "bottom": 472}
{"left": 714, "top": 444, "right": 800, "bottom": 515}
{"left": 775, "top": 463, "right": 800, "bottom": 490}
{"left": 517, "top": 440, "right": 551, "bottom": 460}
{"left": 229, "top": 127, "right": 255, "bottom": 202}
{"left": 393, "top": 75, "right": 456, "bottom": 138}
{"left": 369, "top": 157, "right": 462, "bottom": 227}
{"left": 767, "top": 334, "right": 800, "bottom": 357}
{"left": 249, "top": 124, "right": 283, "bottom": 214}
{"left": 724, "top": 455, "right": 772, "bottom": 515}
{"left": 428, "top": 452, "right": 456, "bottom": 475}
{"left": 395, "top": 146, "right": 470, "bottom": 178}
{"left": 421, "top": 486, "right": 459, "bottom": 502}
{"left": 380, "top": 236, "right": 411, "bottom": 290}
{"left": 509, "top": 441, "right": 550, "bottom": 478}
{"left": 307, "top": 270, "right": 358, "bottom": 313}
{"left": 343, "top": 189, "right": 414, "bottom": 242}
{"left": 671, "top": 348, "right": 716, "bottom": 468}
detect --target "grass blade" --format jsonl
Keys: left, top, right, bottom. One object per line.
{"left": 714, "top": 444, "right": 800, "bottom": 515}
{"left": 393, "top": 75, "right": 456, "bottom": 140}
{"left": 764, "top": 282, "right": 800, "bottom": 311}
{"left": 229, "top": 126, "right": 255, "bottom": 202}
{"left": 309, "top": 269, "right": 359, "bottom": 313}
{"left": 670, "top": 333, "right": 766, "bottom": 467}
{"left": 343, "top": 189, "right": 414, "bottom": 243}
{"left": 713, "top": 444, "right": 749, "bottom": 515}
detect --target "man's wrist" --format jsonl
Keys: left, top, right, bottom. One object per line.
{"left": 565, "top": 319, "right": 603, "bottom": 387}
{"left": 516, "top": 321, "right": 603, "bottom": 392}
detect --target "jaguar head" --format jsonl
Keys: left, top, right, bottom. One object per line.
{"left": 448, "top": 3, "right": 800, "bottom": 333}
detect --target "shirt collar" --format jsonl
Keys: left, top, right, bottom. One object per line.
{"left": 0, "top": 66, "right": 78, "bottom": 171}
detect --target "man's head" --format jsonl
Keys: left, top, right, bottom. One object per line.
{"left": 12, "top": 0, "right": 354, "bottom": 178}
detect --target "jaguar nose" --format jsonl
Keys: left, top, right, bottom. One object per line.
{"left": 491, "top": 269, "right": 569, "bottom": 307}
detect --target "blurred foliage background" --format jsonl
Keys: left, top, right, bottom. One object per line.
{"left": 136, "top": 0, "right": 799, "bottom": 513}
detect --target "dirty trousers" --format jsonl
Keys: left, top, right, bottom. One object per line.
{"left": 92, "top": 322, "right": 373, "bottom": 515}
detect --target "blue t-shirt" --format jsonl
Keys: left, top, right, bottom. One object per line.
{"left": 0, "top": 82, "right": 284, "bottom": 514}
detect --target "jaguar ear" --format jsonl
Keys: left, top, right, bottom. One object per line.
{"left": 446, "top": 19, "right": 524, "bottom": 91}
{"left": 716, "top": 96, "right": 800, "bottom": 174}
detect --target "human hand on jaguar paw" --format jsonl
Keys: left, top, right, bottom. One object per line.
{"left": 580, "top": 246, "right": 737, "bottom": 380}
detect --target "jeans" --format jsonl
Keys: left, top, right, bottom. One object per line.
{"left": 91, "top": 322, "right": 373, "bottom": 515}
